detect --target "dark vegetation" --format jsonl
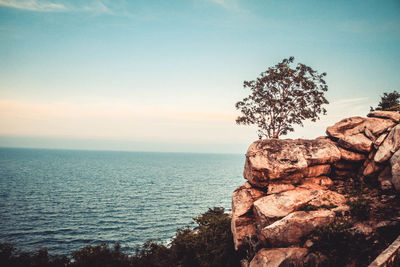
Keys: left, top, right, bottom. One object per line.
{"left": 370, "top": 90, "right": 400, "bottom": 112}
{"left": 0, "top": 207, "right": 240, "bottom": 267}
{"left": 307, "top": 177, "right": 400, "bottom": 267}
{"left": 299, "top": 203, "right": 337, "bottom": 212}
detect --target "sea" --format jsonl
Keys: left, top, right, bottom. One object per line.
{"left": 0, "top": 147, "right": 245, "bottom": 255}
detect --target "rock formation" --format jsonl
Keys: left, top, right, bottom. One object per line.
{"left": 231, "top": 111, "right": 400, "bottom": 267}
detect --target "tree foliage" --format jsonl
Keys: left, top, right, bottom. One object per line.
{"left": 370, "top": 90, "right": 400, "bottom": 112}
{"left": 235, "top": 57, "right": 329, "bottom": 139}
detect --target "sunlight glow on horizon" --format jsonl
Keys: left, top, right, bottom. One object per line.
{"left": 0, "top": 0, "right": 399, "bottom": 152}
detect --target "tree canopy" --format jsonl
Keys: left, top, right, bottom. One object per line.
{"left": 370, "top": 91, "right": 400, "bottom": 112}
{"left": 235, "top": 57, "right": 329, "bottom": 139}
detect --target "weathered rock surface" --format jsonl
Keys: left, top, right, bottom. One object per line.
{"left": 302, "top": 176, "right": 333, "bottom": 188}
{"left": 253, "top": 187, "right": 323, "bottom": 225}
{"left": 244, "top": 139, "right": 340, "bottom": 187}
{"left": 337, "top": 133, "right": 373, "bottom": 153}
{"left": 249, "top": 247, "right": 308, "bottom": 267}
{"left": 231, "top": 182, "right": 265, "bottom": 250}
{"left": 233, "top": 112, "right": 400, "bottom": 264}
{"left": 260, "top": 210, "right": 335, "bottom": 246}
{"left": 326, "top": 116, "right": 395, "bottom": 141}
{"left": 267, "top": 183, "right": 295, "bottom": 195}
{"left": 302, "top": 164, "right": 331, "bottom": 177}
{"left": 231, "top": 215, "right": 257, "bottom": 251}
{"left": 232, "top": 182, "right": 265, "bottom": 217}
{"left": 368, "top": 110, "right": 400, "bottom": 123}
{"left": 337, "top": 146, "right": 367, "bottom": 162}
{"left": 306, "top": 189, "right": 346, "bottom": 208}
{"left": 363, "top": 159, "right": 384, "bottom": 177}
{"left": 375, "top": 125, "right": 400, "bottom": 163}
{"left": 253, "top": 185, "right": 345, "bottom": 227}
{"left": 390, "top": 149, "right": 400, "bottom": 191}
{"left": 374, "top": 132, "right": 388, "bottom": 148}
{"left": 327, "top": 116, "right": 395, "bottom": 153}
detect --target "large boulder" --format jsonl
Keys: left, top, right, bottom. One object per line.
{"left": 244, "top": 139, "right": 340, "bottom": 187}
{"left": 375, "top": 124, "right": 400, "bottom": 163}
{"left": 231, "top": 215, "right": 257, "bottom": 251}
{"left": 368, "top": 110, "right": 400, "bottom": 123}
{"left": 337, "top": 146, "right": 367, "bottom": 161}
{"left": 253, "top": 184, "right": 345, "bottom": 227}
{"left": 232, "top": 182, "right": 265, "bottom": 217}
{"left": 390, "top": 149, "right": 400, "bottom": 191}
{"left": 249, "top": 247, "right": 308, "bottom": 267}
{"left": 337, "top": 133, "right": 373, "bottom": 153}
{"left": 253, "top": 187, "right": 323, "bottom": 225}
{"left": 231, "top": 182, "right": 265, "bottom": 250}
{"left": 267, "top": 183, "right": 296, "bottom": 195}
{"left": 260, "top": 210, "right": 335, "bottom": 246}
{"left": 326, "top": 116, "right": 395, "bottom": 153}
{"left": 363, "top": 159, "right": 384, "bottom": 177}
{"left": 374, "top": 132, "right": 388, "bottom": 148}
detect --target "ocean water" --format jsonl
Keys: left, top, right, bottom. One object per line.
{"left": 0, "top": 147, "right": 245, "bottom": 255}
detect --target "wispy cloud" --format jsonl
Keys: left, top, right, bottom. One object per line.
{"left": 0, "top": 0, "right": 66, "bottom": 12}
{"left": 0, "top": 0, "right": 112, "bottom": 14}
{"left": 208, "top": 0, "right": 240, "bottom": 11}
{"left": 334, "top": 97, "right": 369, "bottom": 104}
{"left": 80, "top": 1, "right": 111, "bottom": 14}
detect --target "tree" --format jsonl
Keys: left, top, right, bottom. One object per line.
{"left": 235, "top": 57, "right": 329, "bottom": 139}
{"left": 370, "top": 91, "right": 400, "bottom": 112}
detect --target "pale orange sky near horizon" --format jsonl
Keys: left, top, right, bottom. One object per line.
{"left": 1, "top": 0, "right": 399, "bottom": 153}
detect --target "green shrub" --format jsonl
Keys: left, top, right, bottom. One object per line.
{"left": 310, "top": 219, "right": 383, "bottom": 267}
{"left": 0, "top": 207, "right": 240, "bottom": 267}
{"left": 0, "top": 242, "right": 68, "bottom": 267}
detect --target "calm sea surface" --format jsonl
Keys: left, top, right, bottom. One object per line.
{"left": 0, "top": 147, "right": 244, "bottom": 255}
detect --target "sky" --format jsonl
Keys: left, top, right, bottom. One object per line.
{"left": 0, "top": 0, "right": 399, "bottom": 154}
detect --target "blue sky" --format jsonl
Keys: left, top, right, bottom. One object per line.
{"left": 0, "top": 0, "right": 399, "bottom": 153}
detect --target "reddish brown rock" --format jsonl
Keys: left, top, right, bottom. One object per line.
{"left": 368, "top": 110, "right": 400, "bottom": 123}
{"left": 260, "top": 210, "right": 335, "bottom": 246}
{"left": 327, "top": 116, "right": 395, "bottom": 140}
{"left": 326, "top": 116, "right": 395, "bottom": 153}
{"left": 363, "top": 159, "right": 384, "bottom": 177}
{"left": 306, "top": 189, "right": 346, "bottom": 208}
{"left": 232, "top": 182, "right": 265, "bottom": 217}
{"left": 337, "top": 146, "right": 367, "bottom": 162}
{"left": 244, "top": 139, "right": 340, "bottom": 187}
{"left": 375, "top": 125, "right": 400, "bottom": 163}
{"left": 374, "top": 132, "right": 388, "bottom": 149}
{"left": 390, "top": 149, "right": 400, "bottom": 191}
{"left": 231, "top": 182, "right": 265, "bottom": 251}
{"left": 249, "top": 247, "right": 308, "bottom": 267}
{"left": 302, "top": 164, "right": 331, "bottom": 177}
{"left": 253, "top": 186, "right": 324, "bottom": 226}
{"left": 302, "top": 176, "right": 333, "bottom": 188}
{"left": 231, "top": 215, "right": 257, "bottom": 251}
{"left": 337, "top": 133, "right": 373, "bottom": 153}
{"left": 267, "top": 183, "right": 296, "bottom": 195}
